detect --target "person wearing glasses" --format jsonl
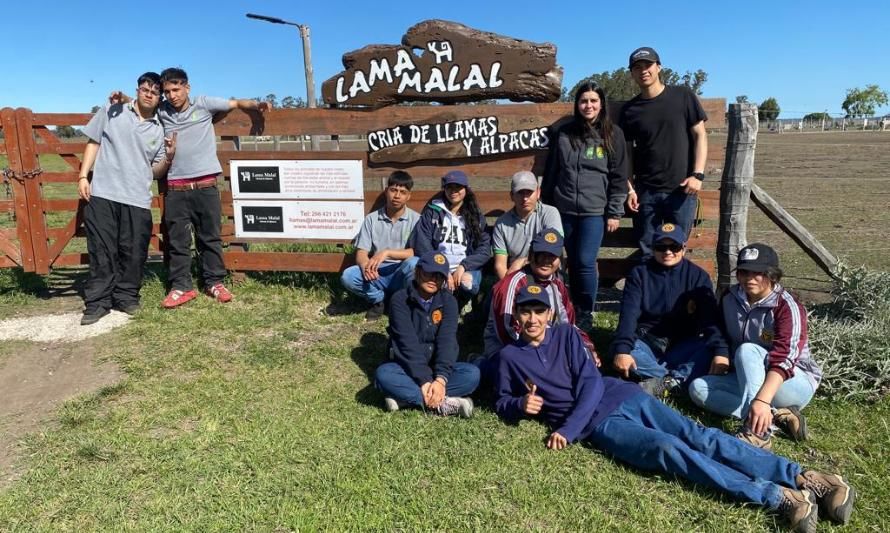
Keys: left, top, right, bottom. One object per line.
{"left": 111, "top": 68, "right": 271, "bottom": 308}
{"left": 374, "top": 250, "right": 479, "bottom": 417}
{"left": 610, "top": 223, "right": 723, "bottom": 397}
{"left": 619, "top": 47, "right": 708, "bottom": 256}
{"left": 541, "top": 81, "right": 628, "bottom": 332}
{"left": 689, "top": 243, "right": 822, "bottom": 451}
{"left": 77, "top": 72, "right": 176, "bottom": 325}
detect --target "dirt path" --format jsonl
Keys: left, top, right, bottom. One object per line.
{"left": 0, "top": 313, "right": 127, "bottom": 487}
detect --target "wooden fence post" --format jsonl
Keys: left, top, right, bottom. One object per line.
{"left": 717, "top": 103, "right": 758, "bottom": 292}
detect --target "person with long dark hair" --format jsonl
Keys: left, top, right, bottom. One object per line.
{"left": 408, "top": 170, "right": 491, "bottom": 304}
{"left": 542, "top": 81, "right": 628, "bottom": 331}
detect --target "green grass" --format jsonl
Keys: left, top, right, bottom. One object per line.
{"left": 0, "top": 275, "right": 887, "bottom": 531}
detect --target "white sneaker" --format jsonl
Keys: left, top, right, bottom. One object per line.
{"left": 383, "top": 397, "right": 404, "bottom": 412}
{"left": 437, "top": 397, "right": 474, "bottom": 418}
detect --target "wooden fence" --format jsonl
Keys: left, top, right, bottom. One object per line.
{"left": 0, "top": 99, "right": 725, "bottom": 278}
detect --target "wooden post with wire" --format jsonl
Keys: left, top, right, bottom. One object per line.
{"left": 717, "top": 103, "right": 758, "bottom": 292}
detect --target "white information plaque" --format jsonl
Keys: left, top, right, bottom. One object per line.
{"left": 234, "top": 200, "right": 364, "bottom": 240}
{"left": 230, "top": 159, "right": 363, "bottom": 200}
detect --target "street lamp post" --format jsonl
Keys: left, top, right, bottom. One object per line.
{"left": 246, "top": 12, "right": 320, "bottom": 151}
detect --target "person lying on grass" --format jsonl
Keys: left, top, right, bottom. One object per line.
{"left": 494, "top": 284, "right": 855, "bottom": 532}
{"left": 374, "top": 250, "right": 480, "bottom": 417}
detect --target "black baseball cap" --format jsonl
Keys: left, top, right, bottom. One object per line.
{"left": 736, "top": 243, "right": 779, "bottom": 273}
{"left": 629, "top": 47, "right": 661, "bottom": 68}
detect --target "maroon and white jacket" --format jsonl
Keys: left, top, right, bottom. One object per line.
{"left": 482, "top": 267, "right": 595, "bottom": 359}
{"left": 718, "top": 284, "right": 822, "bottom": 390}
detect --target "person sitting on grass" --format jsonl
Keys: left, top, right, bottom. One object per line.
{"left": 408, "top": 170, "right": 491, "bottom": 310}
{"left": 494, "top": 284, "right": 855, "bottom": 533}
{"left": 478, "top": 229, "right": 599, "bottom": 385}
{"left": 374, "top": 250, "right": 480, "bottom": 417}
{"left": 610, "top": 223, "right": 723, "bottom": 397}
{"left": 340, "top": 171, "right": 420, "bottom": 321}
{"left": 491, "top": 171, "right": 563, "bottom": 280}
{"left": 689, "top": 243, "right": 822, "bottom": 450}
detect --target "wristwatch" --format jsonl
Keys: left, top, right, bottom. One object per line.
{"left": 692, "top": 172, "right": 705, "bottom": 180}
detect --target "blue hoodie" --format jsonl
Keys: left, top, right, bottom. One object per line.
{"left": 387, "top": 282, "right": 459, "bottom": 385}
{"left": 408, "top": 199, "right": 492, "bottom": 272}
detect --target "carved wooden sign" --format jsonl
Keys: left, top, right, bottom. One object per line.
{"left": 321, "top": 19, "right": 563, "bottom": 108}
{"left": 368, "top": 114, "right": 551, "bottom": 163}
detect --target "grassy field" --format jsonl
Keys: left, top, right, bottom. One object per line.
{"left": 0, "top": 271, "right": 888, "bottom": 531}
{"left": 0, "top": 132, "right": 888, "bottom": 530}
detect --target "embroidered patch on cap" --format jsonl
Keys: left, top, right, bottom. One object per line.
{"left": 741, "top": 248, "right": 760, "bottom": 261}
{"left": 527, "top": 285, "right": 542, "bottom": 294}
{"left": 434, "top": 254, "right": 446, "bottom": 265}
{"left": 544, "top": 232, "right": 558, "bottom": 243}
{"left": 760, "top": 329, "right": 774, "bottom": 343}
{"left": 661, "top": 223, "right": 675, "bottom": 232}
{"left": 687, "top": 300, "right": 697, "bottom": 314}
{"left": 431, "top": 309, "right": 443, "bottom": 324}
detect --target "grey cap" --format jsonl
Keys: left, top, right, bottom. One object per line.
{"left": 510, "top": 170, "right": 539, "bottom": 193}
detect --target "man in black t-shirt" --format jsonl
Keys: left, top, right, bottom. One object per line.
{"left": 619, "top": 47, "right": 708, "bottom": 255}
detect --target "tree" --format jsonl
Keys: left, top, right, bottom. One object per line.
{"left": 841, "top": 85, "right": 888, "bottom": 118}
{"left": 759, "top": 97, "right": 780, "bottom": 121}
{"left": 803, "top": 112, "right": 831, "bottom": 122}
{"left": 280, "top": 96, "right": 306, "bottom": 108}
{"left": 90, "top": 105, "right": 101, "bottom": 113}
{"left": 736, "top": 95, "right": 749, "bottom": 104}
{"left": 566, "top": 67, "right": 708, "bottom": 102}
{"left": 55, "top": 125, "right": 77, "bottom": 138}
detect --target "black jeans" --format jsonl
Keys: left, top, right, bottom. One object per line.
{"left": 163, "top": 185, "right": 227, "bottom": 291}
{"left": 83, "top": 196, "right": 152, "bottom": 313}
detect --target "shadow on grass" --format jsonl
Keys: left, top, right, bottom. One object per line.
{"left": 350, "top": 331, "right": 388, "bottom": 407}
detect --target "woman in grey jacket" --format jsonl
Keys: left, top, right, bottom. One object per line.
{"left": 542, "top": 81, "right": 628, "bottom": 331}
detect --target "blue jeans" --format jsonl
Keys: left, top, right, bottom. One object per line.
{"left": 629, "top": 337, "right": 712, "bottom": 386}
{"left": 634, "top": 188, "right": 698, "bottom": 256}
{"left": 340, "top": 257, "right": 418, "bottom": 304}
{"left": 561, "top": 214, "right": 605, "bottom": 315}
{"left": 688, "top": 343, "right": 816, "bottom": 420}
{"left": 374, "top": 362, "right": 480, "bottom": 407}
{"left": 588, "top": 394, "right": 800, "bottom": 509}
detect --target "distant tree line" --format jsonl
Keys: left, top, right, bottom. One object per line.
{"left": 560, "top": 67, "right": 709, "bottom": 102}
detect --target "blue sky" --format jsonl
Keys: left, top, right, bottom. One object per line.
{"left": 3, "top": 1, "right": 888, "bottom": 117}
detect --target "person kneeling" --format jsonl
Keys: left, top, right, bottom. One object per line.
{"left": 494, "top": 285, "right": 855, "bottom": 532}
{"left": 374, "top": 250, "right": 480, "bottom": 417}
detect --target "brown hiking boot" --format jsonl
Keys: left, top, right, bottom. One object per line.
{"left": 778, "top": 487, "right": 818, "bottom": 533}
{"left": 774, "top": 406, "right": 809, "bottom": 441}
{"left": 797, "top": 470, "right": 856, "bottom": 525}
{"left": 735, "top": 428, "right": 772, "bottom": 450}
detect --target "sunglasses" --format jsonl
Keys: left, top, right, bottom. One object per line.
{"left": 653, "top": 243, "right": 683, "bottom": 253}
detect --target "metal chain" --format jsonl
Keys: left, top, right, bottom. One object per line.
{"left": 1, "top": 167, "right": 13, "bottom": 221}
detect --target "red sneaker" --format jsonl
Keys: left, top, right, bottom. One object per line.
{"left": 162, "top": 289, "right": 198, "bottom": 309}
{"left": 206, "top": 283, "right": 233, "bottom": 303}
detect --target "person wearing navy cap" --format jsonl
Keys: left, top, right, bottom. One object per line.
{"left": 374, "top": 250, "right": 479, "bottom": 417}
{"left": 689, "top": 243, "right": 824, "bottom": 453}
{"left": 494, "top": 284, "right": 852, "bottom": 532}
{"left": 611, "top": 222, "right": 722, "bottom": 397}
{"left": 408, "top": 171, "right": 491, "bottom": 310}
{"left": 619, "top": 46, "right": 708, "bottom": 256}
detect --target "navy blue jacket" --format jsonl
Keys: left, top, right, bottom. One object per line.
{"left": 611, "top": 258, "right": 722, "bottom": 356}
{"left": 387, "top": 283, "right": 459, "bottom": 385}
{"left": 496, "top": 324, "right": 642, "bottom": 443}
{"left": 407, "top": 201, "right": 492, "bottom": 272}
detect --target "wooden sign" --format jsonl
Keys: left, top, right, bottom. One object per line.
{"left": 322, "top": 19, "right": 563, "bottom": 108}
{"left": 368, "top": 114, "right": 552, "bottom": 163}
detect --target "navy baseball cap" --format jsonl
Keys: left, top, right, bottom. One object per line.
{"left": 515, "top": 284, "right": 551, "bottom": 308}
{"left": 652, "top": 223, "right": 687, "bottom": 245}
{"left": 737, "top": 243, "right": 779, "bottom": 273}
{"left": 629, "top": 46, "right": 661, "bottom": 68}
{"left": 442, "top": 170, "right": 469, "bottom": 188}
{"left": 416, "top": 250, "right": 450, "bottom": 277}
{"left": 530, "top": 229, "right": 564, "bottom": 257}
